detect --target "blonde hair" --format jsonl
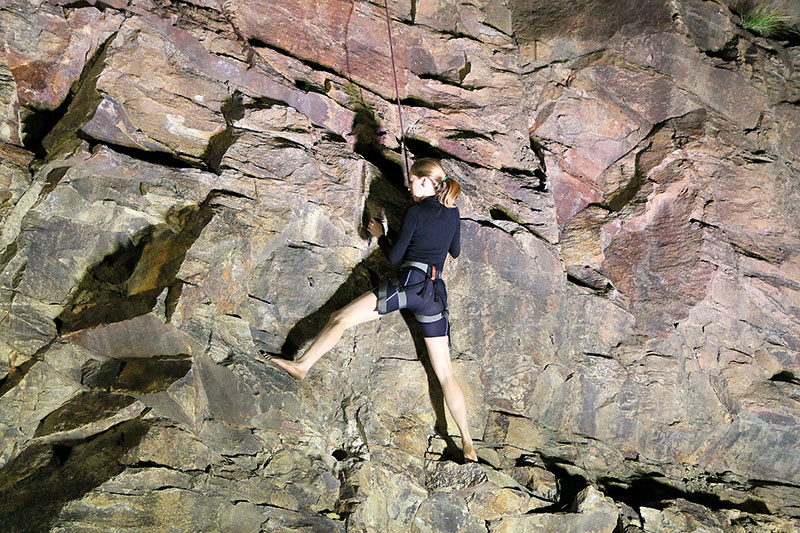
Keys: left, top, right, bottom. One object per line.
{"left": 409, "top": 158, "right": 461, "bottom": 208}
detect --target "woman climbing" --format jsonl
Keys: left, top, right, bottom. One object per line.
{"left": 268, "top": 158, "right": 478, "bottom": 463}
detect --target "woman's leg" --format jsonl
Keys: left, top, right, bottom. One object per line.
{"left": 270, "top": 290, "right": 381, "bottom": 379}
{"left": 424, "top": 335, "right": 478, "bottom": 462}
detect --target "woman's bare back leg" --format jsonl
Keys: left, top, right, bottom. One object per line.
{"left": 270, "top": 290, "right": 381, "bottom": 379}
{"left": 424, "top": 335, "right": 477, "bottom": 462}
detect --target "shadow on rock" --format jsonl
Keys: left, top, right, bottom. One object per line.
{"left": 278, "top": 248, "right": 386, "bottom": 358}
{"left": 0, "top": 325, "right": 197, "bottom": 529}
{"left": 55, "top": 201, "right": 216, "bottom": 334}
{"left": 0, "top": 419, "right": 150, "bottom": 531}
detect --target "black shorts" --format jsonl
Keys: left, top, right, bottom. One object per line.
{"left": 372, "top": 267, "right": 449, "bottom": 338}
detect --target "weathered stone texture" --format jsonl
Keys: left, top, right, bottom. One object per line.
{"left": 0, "top": 0, "right": 798, "bottom": 530}
{"left": 491, "top": 485, "right": 618, "bottom": 532}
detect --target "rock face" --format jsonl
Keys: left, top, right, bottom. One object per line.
{"left": 0, "top": 0, "right": 799, "bottom": 531}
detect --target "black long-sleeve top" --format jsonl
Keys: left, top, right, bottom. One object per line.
{"left": 378, "top": 196, "right": 461, "bottom": 273}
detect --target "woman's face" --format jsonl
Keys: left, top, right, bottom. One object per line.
{"left": 409, "top": 174, "right": 435, "bottom": 200}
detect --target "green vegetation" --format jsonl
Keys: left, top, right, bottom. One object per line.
{"left": 739, "top": 3, "right": 794, "bottom": 37}
{"left": 344, "top": 82, "right": 384, "bottom": 148}
{"left": 344, "top": 82, "right": 380, "bottom": 125}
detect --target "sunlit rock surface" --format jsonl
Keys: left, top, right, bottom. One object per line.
{"left": 0, "top": 0, "right": 798, "bottom": 530}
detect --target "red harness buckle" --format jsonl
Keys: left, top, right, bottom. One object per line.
{"left": 431, "top": 266, "right": 437, "bottom": 280}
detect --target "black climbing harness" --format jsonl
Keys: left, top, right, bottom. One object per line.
{"left": 377, "top": 261, "right": 448, "bottom": 324}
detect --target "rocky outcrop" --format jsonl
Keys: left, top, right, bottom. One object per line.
{"left": 0, "top": 0, "right": 798, "bottom": 531}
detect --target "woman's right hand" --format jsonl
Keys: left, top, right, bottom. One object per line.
{"left": 367, "top": 218, "right": 385, "bottom": 238}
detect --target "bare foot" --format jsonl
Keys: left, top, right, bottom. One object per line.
{"left": 463, "top": 442, "right": 478, "bottom": 463}
{"left": 266, "top": 355, "right": 308, "bottom": 379}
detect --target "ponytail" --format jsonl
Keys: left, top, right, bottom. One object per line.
{"left": 437, "top": 177, "right": 460, "bottom": 208}
{"left": 409, "top": 157, "right": 461, "bottom": 208}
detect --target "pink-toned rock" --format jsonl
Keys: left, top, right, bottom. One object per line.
{"left": 774, "top": 104, "right": 800, "bottom": 160}
{"left": 230, "top": 0, "right": 449, "bottom": 96}
{"left": 533, "top": 88, "right": 646, "bottom": 183}
{"left": 4, "top": 3, "right": 123, "bottom": 110}
{"left": 224, "top": 0, "right": 534, "bottom": 170}
{"left": 532, "top": 82, "right": 650, "bottom": 225}
{"left": 622, "top": 32, "right": 768, "bottom": 130}
{"left": 601, "top": 180, "right": 715, "bottom": 332}
{"left": 548, "top": 161, "right": 605, "bottom": 227}
{"left": 82, "top": 16, "right": 229, "bottom": 161}
{"left": 576, "top": 64, "right": 700, "bottom": 126}
{"left": 84, "top": 6, "right": 355, "bottom": 152}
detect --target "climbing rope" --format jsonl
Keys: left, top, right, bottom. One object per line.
{"left": 383, "top": 0, "right": 411, "bottom": 186}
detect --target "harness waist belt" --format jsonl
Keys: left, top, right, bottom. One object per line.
{"left": 401, "top": 261, "right": 439, "bottom": 280}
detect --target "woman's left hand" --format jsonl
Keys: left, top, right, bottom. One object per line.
{"left": 367, "top": 218, "right": 385, "bottom": 238}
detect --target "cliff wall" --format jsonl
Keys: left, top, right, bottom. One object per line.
{"left": 0, "top": 0, "right": 799, "bottom": 530}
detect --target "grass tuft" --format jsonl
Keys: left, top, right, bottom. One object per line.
{"left": 739, "top": 3, "right": 794, "bottom": 37}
